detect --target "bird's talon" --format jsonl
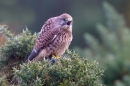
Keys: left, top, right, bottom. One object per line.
{"left": 56, "top": 56, "right": 60, "bottom": 58}
{"left": 52, "top": 55, "right": 60, "bottom": 58}
{"left": 52, "top": 55, "right": 55, "bottom": 58}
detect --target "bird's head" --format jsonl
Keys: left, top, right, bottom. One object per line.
{"left": 55, "top": 13, "right": 73, "bottom": 31}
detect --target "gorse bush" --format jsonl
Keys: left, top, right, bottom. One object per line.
{"left": 75, "top": 1, "right": 130, "bottom": 86}
{"left": 0, "top": 25, "right": 37, "bottom": 67}
{"left": 13, "top": 50, "right": 104, "bottom": 86}
{"left": 0, "top": 25, "right": 37, "bottom": 85}
{"left": 0, "top": 25, "right": 104, "bottom": 85}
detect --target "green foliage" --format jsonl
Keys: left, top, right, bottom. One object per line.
{"left": 0, "top": 76, "right": 9, "bottom": 86}
{"left": 0, "top": 25, "right": 14, "bottom": 40}
{"left": 75, "top": 1, "right": 130, "bottom": 86}
{"left": 13, "top": 50, "right": 104, "bottom": 86}
{"left": 0, "top": 25, "right": 37, "bottom": 67}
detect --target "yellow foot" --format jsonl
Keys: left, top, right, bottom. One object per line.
{"left": 52, "top": 55, "right": 60, "bottom": 58}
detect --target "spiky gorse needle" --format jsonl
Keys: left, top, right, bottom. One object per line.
{"left": 0, "top": 25, "right": 14, "bottom": 40}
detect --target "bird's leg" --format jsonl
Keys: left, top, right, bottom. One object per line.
{"left": 45, "top": 55, "right": 60, "bottom": 65}
{"left": 52, "top": 54, "right": 60, "bottom": 58}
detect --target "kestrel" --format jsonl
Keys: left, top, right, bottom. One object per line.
{"left": 26, "top": 13, "right": 73, "bottom": 63}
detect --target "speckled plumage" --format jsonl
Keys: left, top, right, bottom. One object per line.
{"left": 26, "top": 13, "right": 73, "bottom": 62}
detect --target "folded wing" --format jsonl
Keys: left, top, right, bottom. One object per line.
{"left": 26, "top": 18, "right": 60, "bottom": 63}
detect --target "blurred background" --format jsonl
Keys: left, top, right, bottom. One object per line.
{"left": 1, "top": 0, "right": 130, "bottom": 86}
{"left": 1, "top": 0, "right": 130, "bottom": 48}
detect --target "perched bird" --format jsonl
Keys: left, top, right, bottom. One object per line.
{"left": 26, "top": 13, "right": 73, "bottom": 63}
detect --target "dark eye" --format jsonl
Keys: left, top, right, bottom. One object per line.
{"left": 62, "top": 18, "right": 66, "bottom": 21}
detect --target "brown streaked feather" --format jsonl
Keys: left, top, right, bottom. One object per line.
{"left": 33, "top": 29, "right": 72, "bottom": 62}
{"left": 34, "top": 26, "right": 60, "bottom": 50}
{"left": 33, "top": 17, "right": 59, "bottom": 50}
{"left": 26, "top": 18, "right": 60, "bottom": 62}
{"left": 26, "top": 13, "right": 73, "bottom": 63}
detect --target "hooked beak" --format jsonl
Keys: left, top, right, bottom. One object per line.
{"left": 66, "top": 20, "right": 72, "bottom": 26}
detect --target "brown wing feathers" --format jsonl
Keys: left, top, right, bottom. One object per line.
{"left": 26, "top": 13, "right": 73, "bottom": 63}
{"left": 26, "top": 18, "right": 58, "bottom": 62}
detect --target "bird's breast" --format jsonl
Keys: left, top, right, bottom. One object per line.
{"left": 53, "top": 31, "right": 72, "bottom": 55}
